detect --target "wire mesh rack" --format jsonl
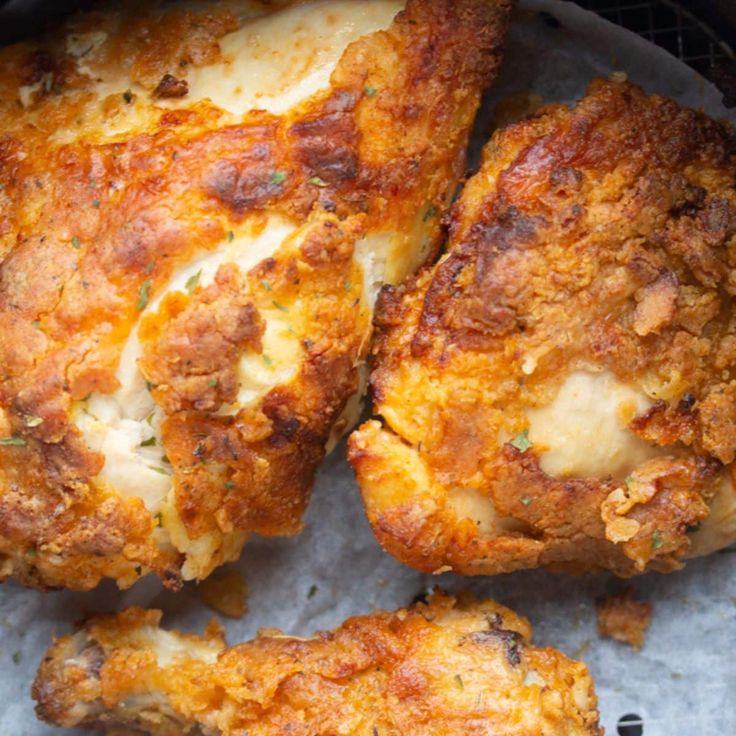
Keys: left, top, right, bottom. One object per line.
{"left": 574, "top": 0, "right": 736, "bottom": 105}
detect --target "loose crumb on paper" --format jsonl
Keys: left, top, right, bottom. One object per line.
{"left": 198, "top": 568, "right": 248, "bottom": 619}
{"left": 596, "top": 588, "right": 652, "bottom": 650}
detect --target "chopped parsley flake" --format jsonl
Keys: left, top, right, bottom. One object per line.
{"left": 270, "top": 171, "right": 287, "bottom": 186}
{"left": 510, "top": 429, "right": 532, "bottom": 453}
{"left": 26, "top": 548, "right": 37, "bottom": 558}
{"left": 140, "top": 436, "right": 157, "bottom": 447}
{"left": 148, "top": 466, "right": 169, "bottom": 476}
{"left": 31, "top": 320, "right": 41, "bottom": 329}
{"left": 227, "top": 230, "right": 235, "bottom": 242}
{"left": 92, "top": 198, "right": 100, "bottom": 209}
{"left": 423, "top": 204, "right": 438, "bottom": 221}
{"left": 137, "top": 279, "right": 152, "bottom": 311}
{"left": 207, "top": 378, "right": 218, "bottom": 388}
{"left": 308, "top": 176, "right": 328, "bottom": 188}
{"left": 261, "top": 280, "right": 272, "bottom": 291}
{"left": 307, "top": 584, "right": 318, "bottom": 599}
{"left": 344, "top": 280, "right": 353, "bottom": 291}
{"left": 154, "top": 512, "right": 163, "bottom": 526}
{"left": 0, "top": 437, "right": 26, "bottom": 447}
{"left": 24, "top": 416, "right": 43, "bottom": 428}
{"left": 652, "top": 530, "right": 664, "bottom": 550}
{"left": 272, "top": 300, "right": 289, "bottom": 313}
{"left": 145, "top": 380, "right": 153, "bottom": 391}
{"left": 262, "top": 354, "right": 273, "bottom": 367}
{"left": 364, "top": 85, "right": 378, "bottom": 97}
{"left": 71, "top": 236, "right": 81, "bottom": 249}
{"left": 185, "top": 270, "right": 202, "bottom": 294}
{"left": 224, "top": 480, "right": 236, "bottom": 490}
{"left": 11, "top": 651, "right": 21, "bottom": 665}
{"left": 520, "top": 496, "right": 533, "bottom": 506}
{"left": 454, "top": 674, "right": 464, "bottom": 689}
{"left": 145, "top": 261, "right": 154, "bottom": 275}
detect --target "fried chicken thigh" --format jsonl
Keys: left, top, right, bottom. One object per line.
{"left": 350, "top": 79, "right": 736, "bottom": 576}
{"left": 0, "top": 0, "right": 511, "bottom": 590}
{"left": 34, "top": 592, "right": 601, "bottom": 735}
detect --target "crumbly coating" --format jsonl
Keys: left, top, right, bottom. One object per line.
{"left": 33, "top": 592, "right": 602, "bottom": 735}
{"left": 596, "top": 588, "right": 652, "bottom": 649}
{"left": 350, "top": 79, "right": 736, "bottom": 577}
{"left": 0, "top": 0, "right": 511, "bottom": 589}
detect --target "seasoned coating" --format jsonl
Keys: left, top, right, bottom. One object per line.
{"left": 33, "top": 592, "right": 602, "bottom": 735}
{"left": 0, "top": 0, "right": 511, "bottom": 590}
{"left": 350, "top": 79, "right": 736, "bottom": 577}
{"left": 596, "top": 588, "right": 652, "bottom": 649}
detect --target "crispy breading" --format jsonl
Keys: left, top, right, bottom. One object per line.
{"left": 596, "top": 588, "right": 652, "bottom": 649}
{"left": 33, "top": 592, "right": 602, "bottom": 735}
{"left": 350, "top": 79, "right": 736, "bottom": 577}
{"left": 0, "top": 0, "right": 512, "bottom": 590}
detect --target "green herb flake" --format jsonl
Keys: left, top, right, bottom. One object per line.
{"left": 123, "top": 89, "right": 134, "bottom": 104}
{"left": 145, "top": 261, "right": 154, "bottom": 275}
{"left": 24, "top": 416, "right": 43, "bottom": 428}
{"left": 0, "top": 437, "right": 26, "bottom": 447}
{"left": 423, "top": 204, "right": 438, "bottom": 222}
{"left": 520, "top": 496, "right": 533, "bottom": 507}
{"left": 262, "top": 354, "right": 273, "bottom": 367}
{"left": 31, "top": 320, "right": 41, "bottom": 329}
{"left": 224, "top": 480, "right": 236, "bottom": 490}
{"left": 308, "top": 176, "right": 328, "bottom": 188}
{"left": 185, "top": 270, "right": 202, "bottom": 295}
{"left": 454, "top": 674, "right": 464, "bottom": 689}
{"left": 270, "top": 171, "right": 287, "bottom": 186}
{"left": 154, "top": 512, "right": 163, "bottom": 527}
{"left": 145, "top": 380, "right": 153, "bottom": 392}
{"left": 510, "top": 429, "right": 532, "bottom": 453}
{"left": 140, "top": 436, "right": 157, "bottom": 447}
{"left": 343, "top": 280, "right": 353, "bottom": 291}
{"left": 26, "top": 548, "right": 37, "bottom": 558}
{"left": 624, "top": 476, "right": 633, "bottom": 488}
{"left": 161, "top": 455, "right": 170, "bottom": 465}
{"left": 92, "top": 198, "right": 101, "bottom": 209}
{"left": 364, "top": 85, "right": 378, "bottom": 97}
{"left": 71, "top": 236, "right": 81, "bottom": 249}
{"left": 652, "top": 530, "right": 664, "bottom": 550}
{"left": 207, "top": 378, "right": 218, "bottom": 388}
{"left": 148, "top": 466, "right": 169, "bottom": 476}
{"left": 261, "top": 280, "right": 272, "bottom": 292}
{"left": 137, "top": 279, "right": 152, "bottom": 311}
{"left": 227, "top": 230, "right": 235, "bottom": 242}
{"left": 11, "top": 651, "right": 21, "bottom": 665}
{"left": 272, "top": 300, "right": 289, "bottom": 313}
{"left": 307, "top": 584, "right": 318, "bottom": 599}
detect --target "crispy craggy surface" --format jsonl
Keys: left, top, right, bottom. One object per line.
{"left": 33, "top": 591, "right": 602, "bottom": 735}
{"left": 0, "top": 0, "right": 511, "bottom": 590}
{"left": 350, "top": 79, "right": 736, "bottom": 577}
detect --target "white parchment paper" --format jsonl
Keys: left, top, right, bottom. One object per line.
{"left": 1, "top": 2, "right": 735, "bottom": 733}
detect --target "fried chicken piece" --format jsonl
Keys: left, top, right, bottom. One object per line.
{"left": 349, "top": 78, "right": 736, "bottom": 577}
{"left": 596, "top": 588, "right": 652, "bottom": 649}
{"left": 33, "top": 592, "right": 602, "bottom": 735}
{"left": 0, "top": 0, "right": 511, "bottom": 590}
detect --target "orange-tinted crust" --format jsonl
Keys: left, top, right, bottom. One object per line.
{"left": 33, "top": 592, "right": 602, "bottom": 735}
{"left": 0, "top": 0, "right": 512, "bottom": 589}
{"left": 595, "top": 588, "right": 652, "bottom": 649}
{"left": 350, "top": 79, "right": 736, "bottom": 577}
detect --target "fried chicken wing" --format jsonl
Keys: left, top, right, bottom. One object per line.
{"left": 0, "top": 0, "right": 511, "bottom": 590}
{"left": 33, "top": 592, "right": 601, "bottom": 735}
{"left": 350, "top": 79, "right": 736, "bottom": 577}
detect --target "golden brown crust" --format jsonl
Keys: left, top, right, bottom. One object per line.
{"left": 0, "top": 0, "right": 512, "bottom": 589}
{"left": 595, "top": 588, "right": 652, "bottom": 649}
{"left": 350, "top": 79, "right": 736, "bottom": 577}
{"left": 34, "top": 592, "right": 602, "bottom": 735}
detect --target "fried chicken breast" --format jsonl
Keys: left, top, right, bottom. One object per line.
{"left": 0, "top": 0, "right": 511, "bottom": 590}
{"left": 33, "top": 592, "right": 601, "bottom": 735}
{"left": 350, "top": 79, "right": 736, "bottom": 577}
